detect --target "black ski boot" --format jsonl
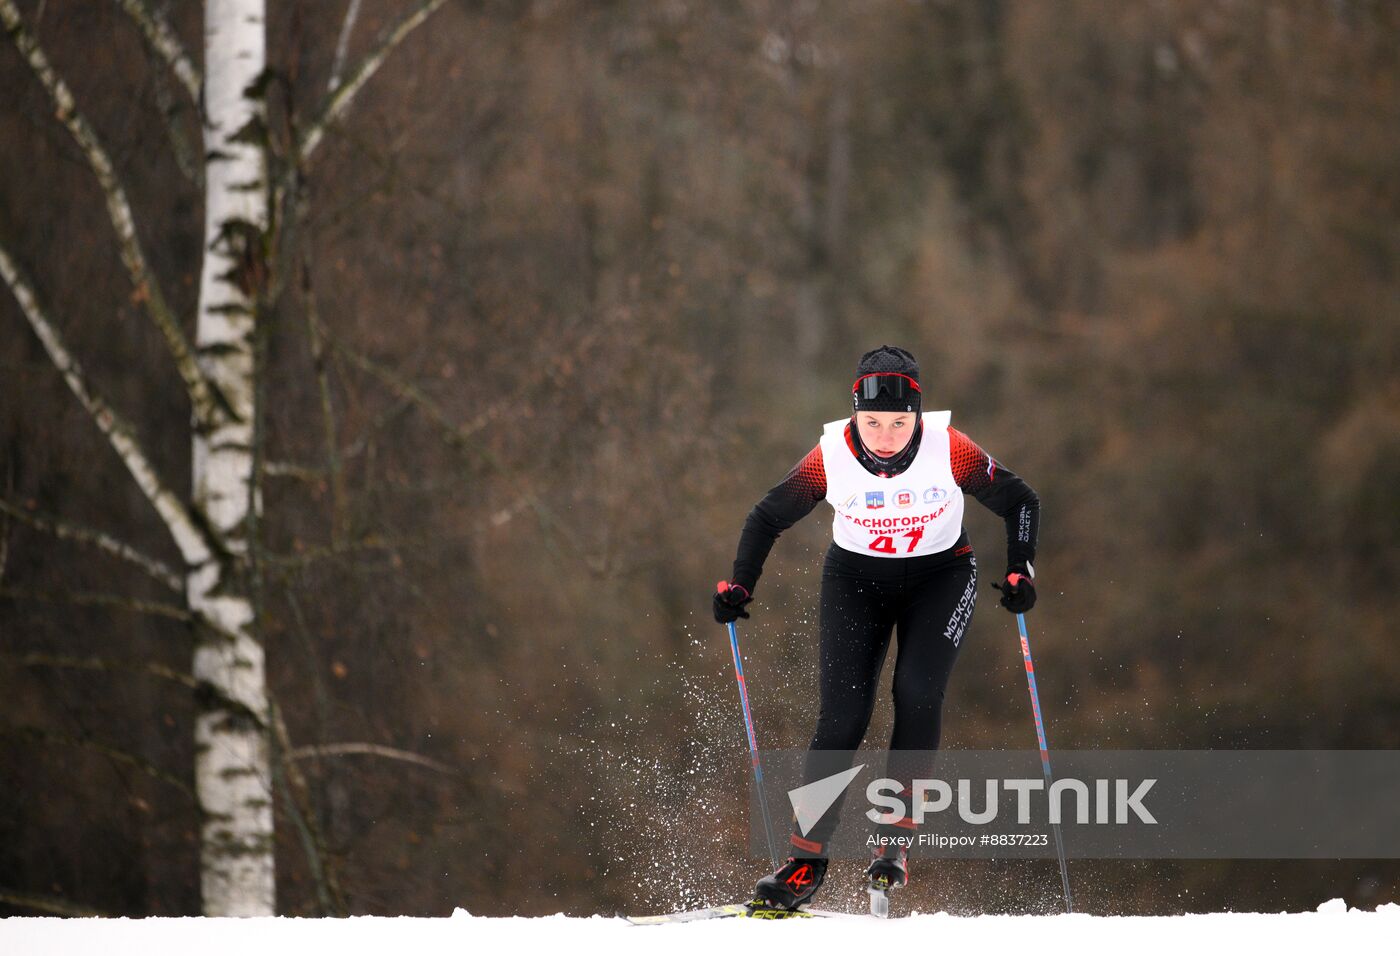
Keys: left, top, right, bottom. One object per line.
{"left": 866, "top": 845, "right": 908, "bottom": 890}
{"left": 865, "top": 846, "right": 907, "bottom": 918}
{"left": 752, "top": 856, "right": 828, "bottom": 910}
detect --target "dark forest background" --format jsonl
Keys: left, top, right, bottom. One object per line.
{"left": 2, "top": 0, "right": 1398, "bottom": 918}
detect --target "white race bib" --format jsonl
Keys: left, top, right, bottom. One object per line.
{"left": 819, "top": 411, "right": 965, "bottom": 558}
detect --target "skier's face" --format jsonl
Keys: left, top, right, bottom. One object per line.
{"left": 856, "top": 412, "right": 916, "bottom": 458}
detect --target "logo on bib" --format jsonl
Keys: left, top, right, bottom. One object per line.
{"left": 922, "top": 486, "right": 948, "bottom": 504}
{"left": 893, "top": 489, "right": 916, "bottom": 509}
{"left": 841, "top": 492, "right": 860, "bottom": 510}
{"left": 865, "top": 491, "right": 885, "bottom": 509}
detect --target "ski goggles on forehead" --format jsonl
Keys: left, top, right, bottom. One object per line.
{"left": 853, "top": 373, "right": 921, "bottom": 401}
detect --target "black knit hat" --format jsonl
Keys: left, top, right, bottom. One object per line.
{"left": 852, "top": 345, "right": 921, "bottom": 413}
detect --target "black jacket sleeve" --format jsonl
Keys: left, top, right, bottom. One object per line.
{"left": 729, "top": 443, "right": 826, "bottom": 594}
{"left": 948, "top": 427, "right": 1040, "bottom": 575}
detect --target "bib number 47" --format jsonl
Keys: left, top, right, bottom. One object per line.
{"left": 870, "top": 526, "right": 923, "bottom": 553}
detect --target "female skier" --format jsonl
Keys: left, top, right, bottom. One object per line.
{"left": 712, "top": 345, "right": 1040, "bottom": 909}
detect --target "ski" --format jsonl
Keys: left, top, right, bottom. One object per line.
{"left": 625, "top": 900, "right": 848, "bottom": 925}
{"left": 866, "top": 848, "right": 905, "bottom": 918}
{"left": 868, "top": 886, "right": 890, "bottom": 918}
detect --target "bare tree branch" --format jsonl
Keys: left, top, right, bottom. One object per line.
{"left": 0, "top": 724, "right": 197, "bottom": 802}
{"left": 0, "top": 652, "right": 263, "bottom": 722}
{"left": 302, "top": 259, "right": 348, "bottom": 546}
{"left": 285, "top": 741, "right": 457, "bottom": 775}
{"left": 299, "top": 0, "right": 449, "bottom": 163}
{"left": 312, "top": 313, "right": 504, "bottom": 450}
{"left": 0, "top": 497, "right": 183, "bottom": 592}
{"left": 0, "top": 0, "right": 230, "bottom": 429}
{"left": 259, "top": 533, "right": 430, "bottom": 570}
{"left": 0, "top": 585, "right": 196, "bottom": 624}
{"left": 0, "top": 237, "right": 221, "bottom": 567}
{"left": 1, "top": 651, "right": 197, "bottom": 688}
{"left": 269, "top": 701, "right": 347, "bottom": 915}
{"left": 0, "top": 886, "right": 109, "bottom": 917}
{"left": 327, "top": 0, "right": 364, "bottom": 94}
{"left": 259, "top": 517, "right": 519, "bottom": 569}
{"left": 262, "top": 394, "right": 415, "bottom": 483}
{"left": 148, "top": 34, "right": 204, "bottom": 188}
{"left": 339, "top": 393, "right": 415, "bottom": 460}
{"left": 0, "top": 587, "right": 248, "bottom": 652}
{"left": 263, "top": 460, "right": 328, "bottom": 481}
{"left": 310, "top": 317, "right": 602, "bottom": 567}
{"left": 112, "top": 0, "right": 202, "bottom": 104}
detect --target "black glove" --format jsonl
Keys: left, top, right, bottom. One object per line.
{"left": 713, "top": 580, "right": 754, "bottom": 624}
{"left": 991, "top": 566, "right": 1036, "bottom": 614}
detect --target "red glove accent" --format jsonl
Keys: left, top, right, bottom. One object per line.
{"left": 713, "top": 580, "right": 753, "bottom": 622}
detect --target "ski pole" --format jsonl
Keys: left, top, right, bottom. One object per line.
{"left": 726, "top": 618, "right": 780, "bottom": 871}
{"left": 1015, "top": 611, "right": 1074, "bottom": 914}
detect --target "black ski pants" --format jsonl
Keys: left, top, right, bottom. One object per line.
{"left": 792, "top": 531, "right": 978, "bottom": 853}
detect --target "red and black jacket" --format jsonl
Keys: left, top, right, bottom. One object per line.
{"left": 729, "top": 420, "right": 1039, "bottom": 594}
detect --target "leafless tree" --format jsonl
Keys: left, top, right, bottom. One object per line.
{"left": 0, "top": 0, "right": 448, "bottom": 916}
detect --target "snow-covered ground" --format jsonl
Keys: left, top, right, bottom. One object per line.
{"left": 4, "top": 899, "right": 1397, "bottom": 956}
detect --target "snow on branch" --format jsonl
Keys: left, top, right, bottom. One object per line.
{"left": 112, "top": 0, "right": 201, "bottom": 105}
{"left": 0, "top": 0, "right": 230, "bottom": 430}
{"left": 299, "top": 0, "right": 449, "bottom": 163}
{"left": 0, "top": 238, "right": 219, "bottom": 568}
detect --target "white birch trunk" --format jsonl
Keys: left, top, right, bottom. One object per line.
{"left": 191, "top": 0, "right": 273, "bottom": 916}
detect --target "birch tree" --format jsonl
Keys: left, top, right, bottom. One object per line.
{"left": 190, "top": 0, "right": 273, "bottom": 916}
{"left": 1, "top": 0, "right": 447, "bottom": 916}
